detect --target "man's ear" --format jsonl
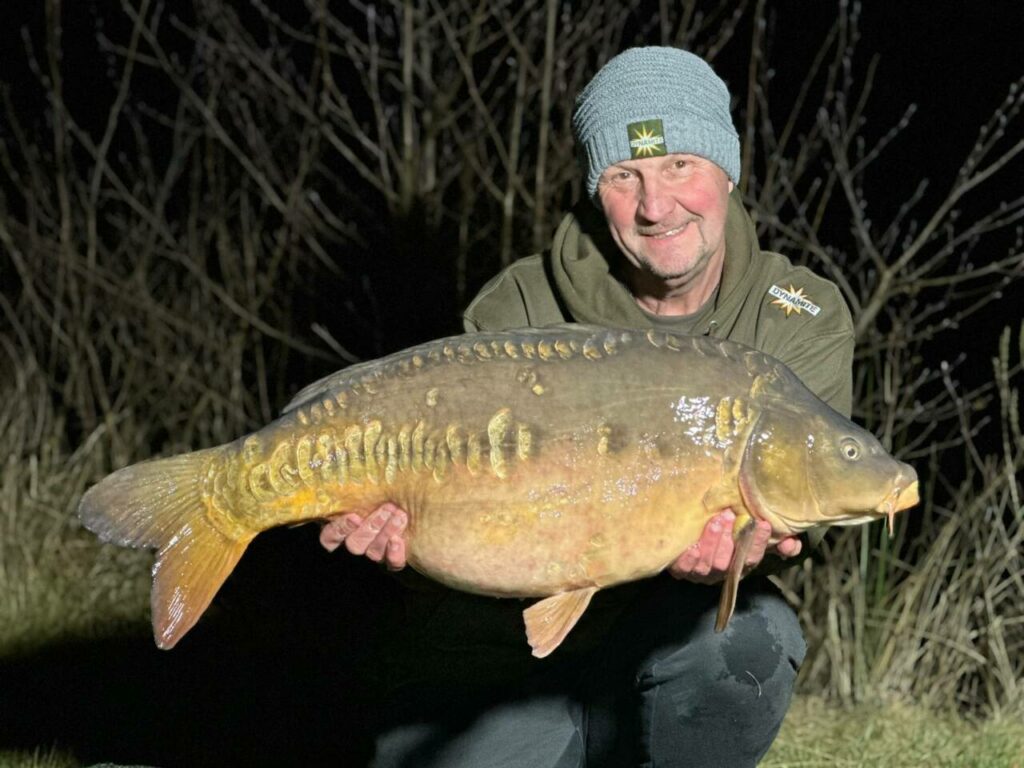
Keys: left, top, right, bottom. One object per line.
{"left": 728, "top": 180, "right": 735, "bottom": 194}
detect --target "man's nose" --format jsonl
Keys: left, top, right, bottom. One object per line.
{"left": 637, "top": 176, "right": 674, "bottom": 222}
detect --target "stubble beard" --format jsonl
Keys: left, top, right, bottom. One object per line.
{"left": 635, "top": 225, "right": 715, "bottom": 285}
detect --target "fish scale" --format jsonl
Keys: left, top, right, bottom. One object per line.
{"left": 78, "top": 324, "right": 919, "bottom": 657}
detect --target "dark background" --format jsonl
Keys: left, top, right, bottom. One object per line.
{"left": 2, "top": 1, "right": 1024, "bottom": 329}
{"left": 1, "top": 2, "right": 1021, "bottom": 345}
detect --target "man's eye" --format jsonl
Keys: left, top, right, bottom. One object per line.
{"left": 601, "top": 170, "right": 636, "bottom": 187}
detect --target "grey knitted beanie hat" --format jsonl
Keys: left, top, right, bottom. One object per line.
{"left": 573, "top": 46, "right": 741, "bottom": 199}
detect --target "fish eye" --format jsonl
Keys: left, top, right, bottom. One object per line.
{"left": 840, "top": 439, "right": 861, "bottom": 460}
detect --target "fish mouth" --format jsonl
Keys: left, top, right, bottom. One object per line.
{"left": 875, "top": 479, "right": 920, "bottom": 536}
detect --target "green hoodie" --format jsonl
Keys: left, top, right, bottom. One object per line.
{"left": 464, "top": 190, "right": 854, "bottom": 417}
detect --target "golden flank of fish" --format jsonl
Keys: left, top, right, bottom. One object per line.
{"left": 78, "top": 325, "right": 919, "bottom": 657}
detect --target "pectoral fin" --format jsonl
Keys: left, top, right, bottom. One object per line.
{"left": 715, "top": 518, "right": 759, "bottom": 633}
{"left": 523, "top": 586, "right": 598, "bottom": 658}
{"left": 702, "top": 480, "right": 744, "bottom": 515}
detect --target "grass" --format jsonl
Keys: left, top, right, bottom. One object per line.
{"left": 0, "top": 749, "right": 77, "bottom": 768}
{"left": 763, "top": 696, "right": 1024, "bottom": 768}
{"left": 0, "top": 363, "right": 151, "bottom": 657}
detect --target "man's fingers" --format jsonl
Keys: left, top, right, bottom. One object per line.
{"left": 364, "top": 509, "right": 408, "bottom": 562}
{"left": 345, "top": 504, "right": 400, "bottom": 556}
{"left": 680, "top": 511, "right": 734, "bottom": 580}
{"left": 319, "top": 513, "right": 363, "bottom": 552}
{"left": 384, "top": 535, "right": 407, "bottom": 572}
{"left": 742, "top": 521, "right": 773, "bottom": 568}
{"left": 673, "top": 546, "right": 700, "bottom": 576}
{"left": 320, "top": 503, "right": 410, "bottom": 572}
{"left": 706, "top": 512, "right": 736, "bottom": 573}
{"left": 670, "top": 513, "right": 794, "bottom": 583}
{"left": 773, "top": 535, "right": 803, "bottom": 559}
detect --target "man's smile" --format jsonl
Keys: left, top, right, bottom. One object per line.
{"left": 640, "top": 221, "right": 692, "bottom": 239}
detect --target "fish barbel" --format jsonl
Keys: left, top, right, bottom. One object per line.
{"left": 78, "top": 325, "right": 919, "bottom": 657}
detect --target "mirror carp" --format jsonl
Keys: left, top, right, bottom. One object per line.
{"left": 79, "top": 325, "right": 919, "bottom": 657}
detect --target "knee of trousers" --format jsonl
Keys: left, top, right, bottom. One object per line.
{"left": 634, "top": 587, "right": 806, "bottom": 708}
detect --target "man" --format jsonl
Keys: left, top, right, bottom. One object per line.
{"left": 322, "top": 47, "right": 854, "bottom": 767}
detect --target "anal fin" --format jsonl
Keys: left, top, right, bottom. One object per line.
{"left": 715, "top": 518, "right": 758, "bottom": 633}
{"left": 523, "top": 586, "right": 598, "bottom": 658}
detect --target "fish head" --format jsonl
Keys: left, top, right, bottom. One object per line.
{"left": 739, "top": 401, "right": 919, "bottom": 537}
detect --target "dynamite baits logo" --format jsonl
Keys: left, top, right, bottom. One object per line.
{"left": 769, "top": 284, "right": 821, "bottom": 317}
{"left": 627, "top": 119, "right": 667, "bottom": 158}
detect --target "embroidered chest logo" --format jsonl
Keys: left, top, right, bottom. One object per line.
{"left": 627, "top": 119, "right": 667, "bottom": 158}
{"left": 768, "top": 284, "right": 821, "bottom": 317}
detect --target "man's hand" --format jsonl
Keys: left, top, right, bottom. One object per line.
{"left": 668, "top": 510, "right": 802, "bottom": 583}
{"left": 319, "top": 503, "right": 408, "bottom": 571}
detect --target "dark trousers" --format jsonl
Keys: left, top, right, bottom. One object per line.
{"left": 369, "top": 575, "right": 805, "bottom": 768}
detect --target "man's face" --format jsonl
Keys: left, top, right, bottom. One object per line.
{"left": 596, "top": 154, "right": 734, "bottom": 289}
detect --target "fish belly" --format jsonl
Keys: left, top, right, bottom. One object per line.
{"left": 404, "top": 453, "right": 723, "bottom": 597}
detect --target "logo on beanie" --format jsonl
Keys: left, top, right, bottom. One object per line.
{"left": 628, "top": 119, "right": 667, "bottom": 158}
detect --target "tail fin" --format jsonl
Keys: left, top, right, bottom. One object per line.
{"left": 78, "top": 447, "right": 252, "bottom": 649}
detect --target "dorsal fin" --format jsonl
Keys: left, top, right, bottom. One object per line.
{"left": 281, "top": 325, "right": 617, "bottom": 416}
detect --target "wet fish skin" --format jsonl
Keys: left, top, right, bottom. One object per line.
{"left": 78, "top": 324, "right": 919, "bottom": 656}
